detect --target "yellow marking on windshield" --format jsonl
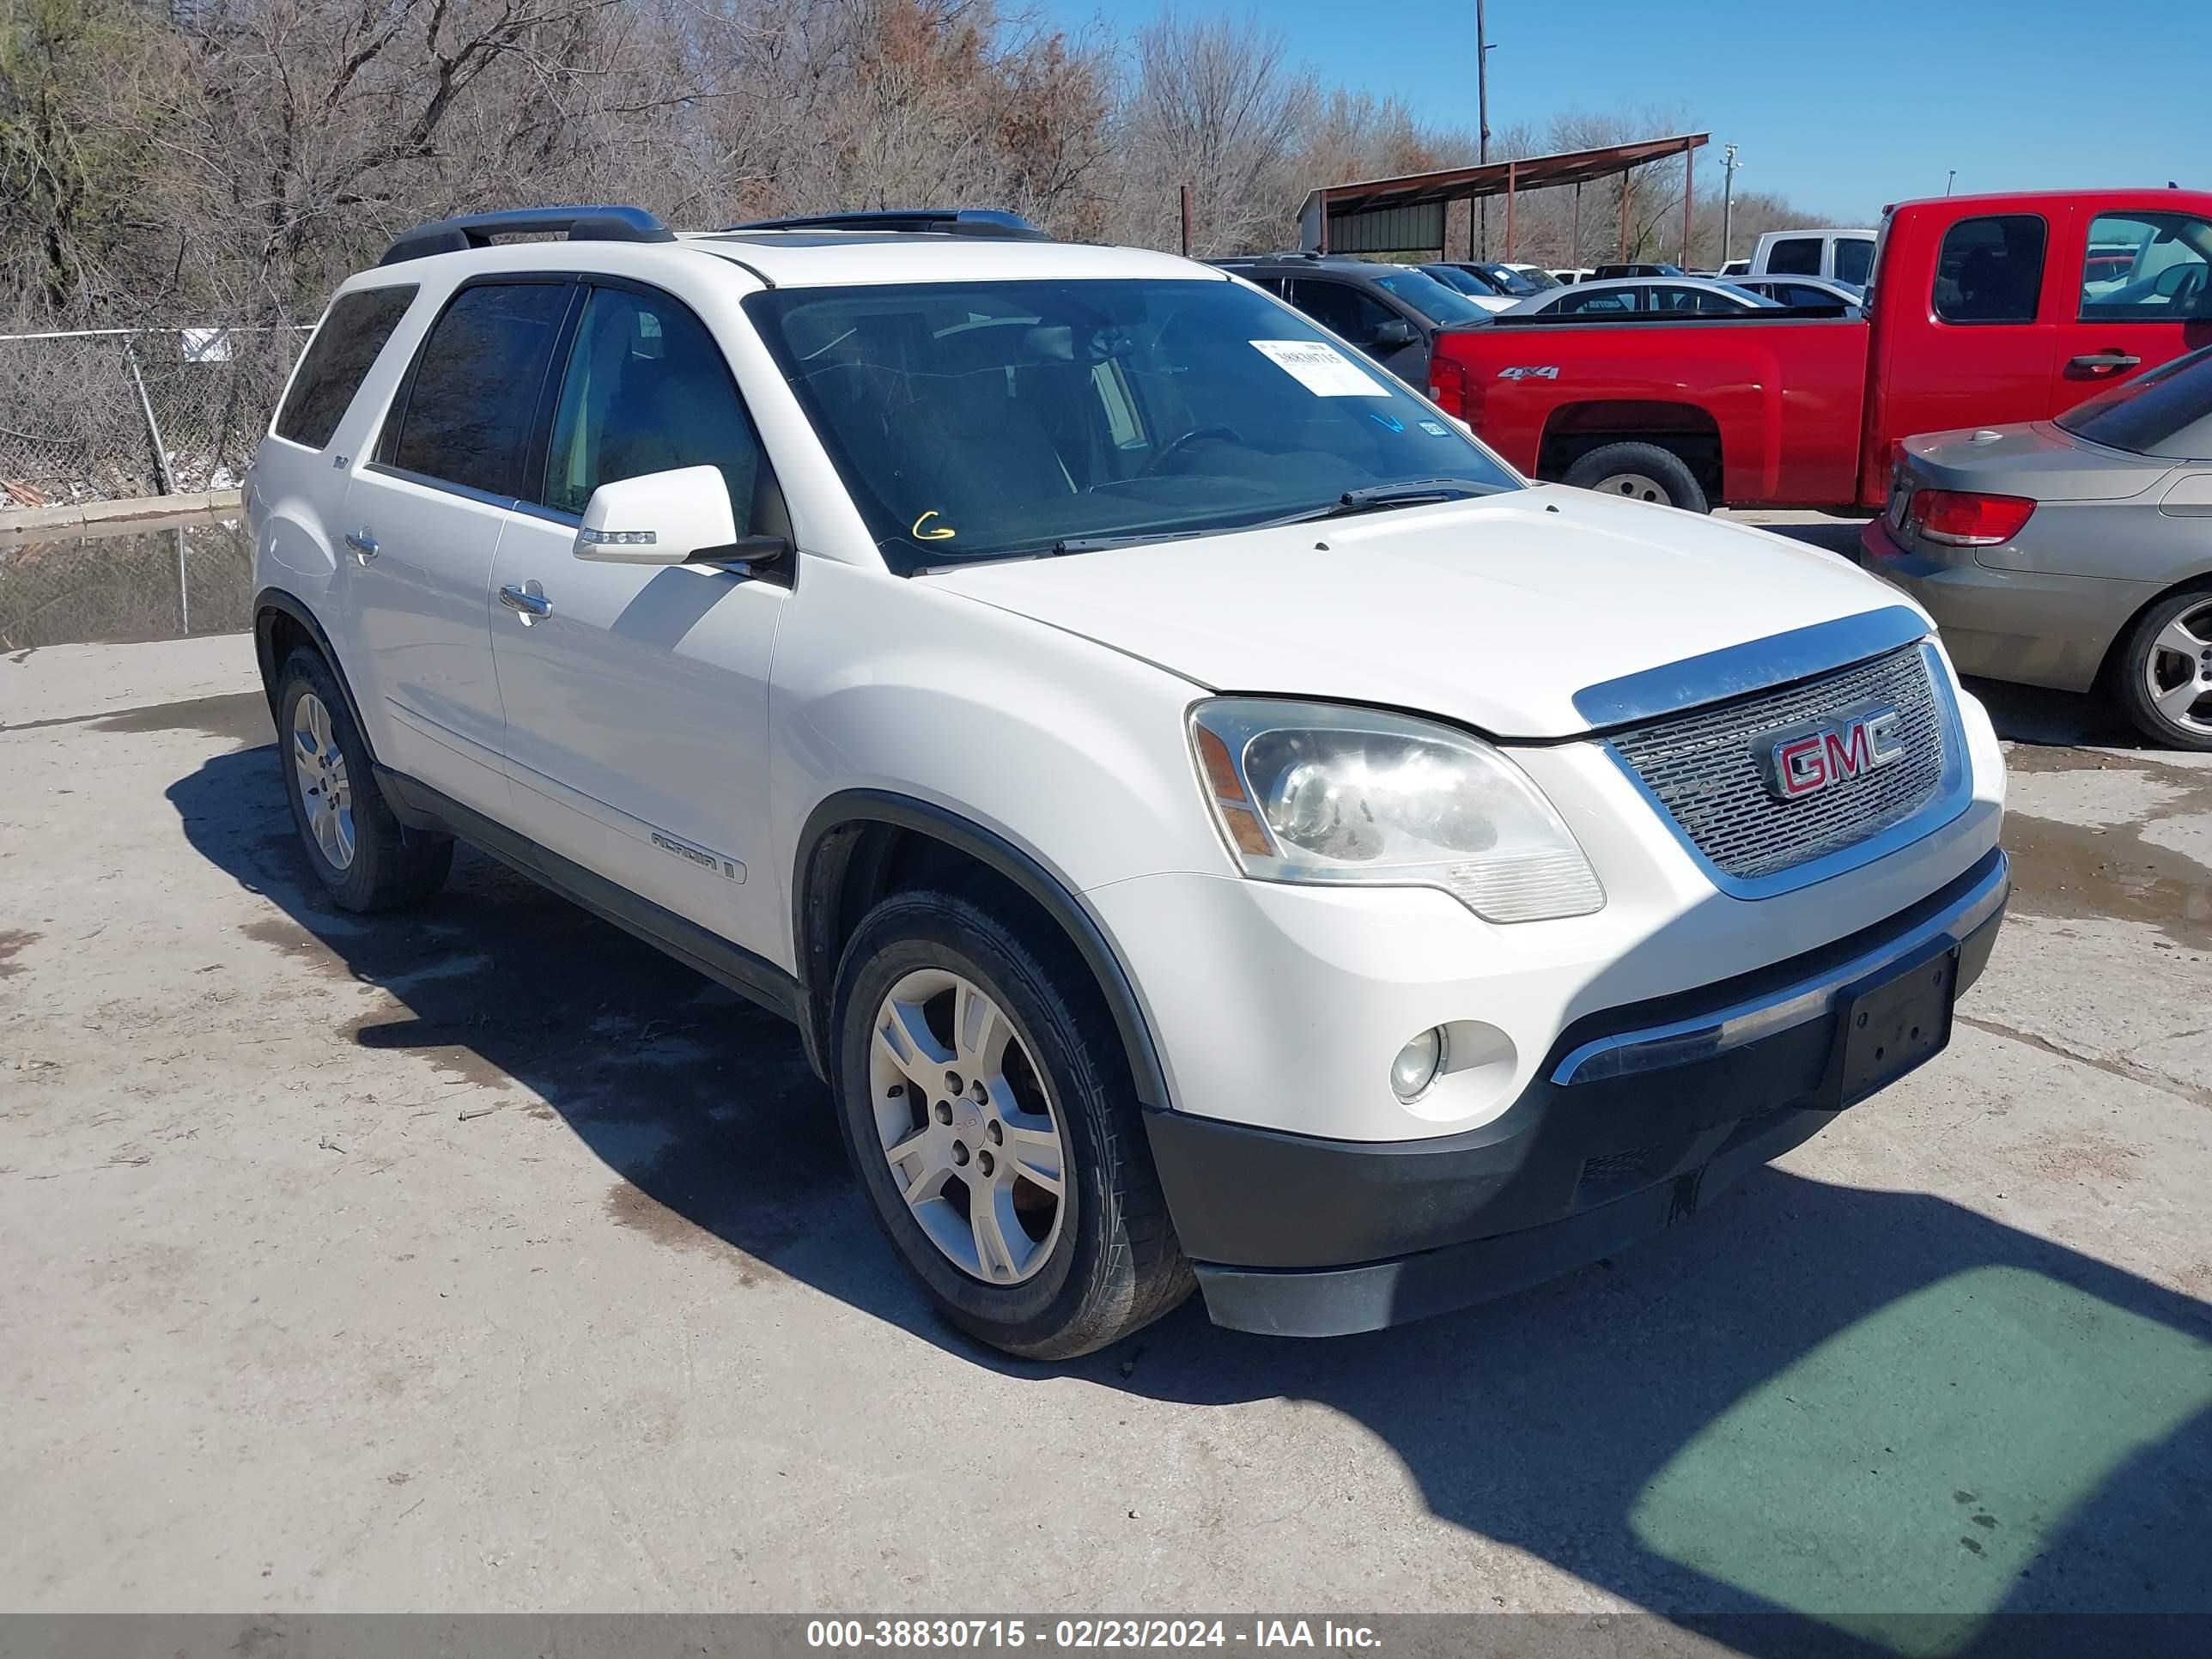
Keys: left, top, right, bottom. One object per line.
{"left": 912, "top": 510, "right": 957, "bottom": 541}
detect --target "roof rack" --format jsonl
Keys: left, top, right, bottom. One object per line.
{"left": 378, "top": 206, "right": 675, "bottom": 267}
{"left": 721, "top": 209, "right": 1050, "bottom": 241}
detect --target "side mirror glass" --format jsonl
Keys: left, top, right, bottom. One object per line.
{"left": 574, "top": 465, "right": 738, "bottom": 565}
{"left": 1370, "top": 318, "right": 1419, "bottom": 349}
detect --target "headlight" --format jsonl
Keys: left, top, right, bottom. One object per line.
{"left": 1188, "top": 698, "right": 1604, "bottom": 923}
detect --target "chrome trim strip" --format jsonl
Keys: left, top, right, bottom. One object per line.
{"left": 1607, "top": 641, "right": 1972, "bottom": 899}
{"left": 1572, "top": 605, "right": 1929, "bottom": 729}
{"left": 1551, "top": 850, "right": 2008, "bottom": 1086}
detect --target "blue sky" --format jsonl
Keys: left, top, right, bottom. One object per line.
{"left": 1040, "top": 1, "right": 2209, "bottom": 223}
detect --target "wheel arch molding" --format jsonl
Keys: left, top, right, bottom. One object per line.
{"left": 253, "top": 586, "right": 378, "bottom": 765}
{"left": 793, "top": 789, "right": 1173, "bottom": 1115}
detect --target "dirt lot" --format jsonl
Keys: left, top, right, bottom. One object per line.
{"left": 3, "top": 594, "right": 2209, "bottom": 1641}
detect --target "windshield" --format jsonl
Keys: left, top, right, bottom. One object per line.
{"left": 2055, "top": 345, "right": 2212, "bottom": 459}
{"left": 747, "top": 278, "right": 1519, "bottom": 568}
{"left": 1422, "top": 265, "right": 1496, "bottom": 299}
{"left": 1367, "top": 268, "right": 1493, "bottom": 327}
{"left": 1472, "top": 262, "right": 1542, "bottom": 295}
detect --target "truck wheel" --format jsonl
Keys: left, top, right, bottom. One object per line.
{"left": 831, "top": 888, "right": 1192, "bottom": 1360}
{"left": 275, "top": 648, "right": 453, "bottom": 911}
{"left": 1564, "top": 442, "right": 1710, "bottom": 514}
{"left": 2114, "top": 587, "right": 2212, "bottom": 751}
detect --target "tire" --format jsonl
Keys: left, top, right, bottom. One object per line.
{"left": 274, "top": 648, "right": 454, "bottom": 910}
{"left": 2113, "top": 586, "right": 2212, "bottom": 751}
{"left": 1563, "top": 441, "right": 1710, "bottom": 513}
{"left": 831, "top": 888, "right": 1192, "bottom": 1359}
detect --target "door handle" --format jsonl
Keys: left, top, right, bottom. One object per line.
{"left": 343, "top": 530, "right": 379, "bottom": 562}
{"left": 498, "top": 583, "right": 552, "bottom": 620}
{"left": 2069, "top": 349, "right": 2142, "bottom": 374}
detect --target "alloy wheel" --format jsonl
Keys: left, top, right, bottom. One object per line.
{"left": 291, "top": 690, "right": 357, "bottom": 870}
{"left": 2144, "top": 600, "right": 2212, "bottom": 738}
{"left": 868, "top": 968, "right": 1067, "bottom": 1285}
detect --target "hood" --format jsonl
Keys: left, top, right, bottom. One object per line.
{"left": 1903, "top": 422, "right": 2169, "bottom": 502}
{"left": 928, "top": 485, "right": 1913, "bottom": 739}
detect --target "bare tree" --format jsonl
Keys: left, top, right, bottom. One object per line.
{"left": 1113, "top": 10, "right": 1314, "bottom": 254}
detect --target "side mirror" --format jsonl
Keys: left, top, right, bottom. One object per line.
{"left": 1370, "top": 318, "right": 1419, "bottom": 349}
{"left": 573, "top": 465, "right": 787, "bottom": 568}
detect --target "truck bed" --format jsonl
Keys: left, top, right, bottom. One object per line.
{"left": 1435, "top": 313, "right": 1873, "bottom": 508}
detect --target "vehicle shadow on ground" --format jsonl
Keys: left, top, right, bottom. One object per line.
{"left": 169, "top": 733, "right": 2210, "bottom": 1657}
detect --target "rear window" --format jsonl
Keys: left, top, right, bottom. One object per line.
{"left": 1933, "top": 215, "right": 2047, "bottom": 325}
{"left": 385, "top": 282, "right": 571, "bottom": 498}
{"left": 2055, "top": 345, "right": 2212, "bottom": 459}
{"left": 1766, "top": 238, "right": 1822, "bottom": 276}
{"left": 1833, "top": 238, "right": 1875, "bottom": 287}
{"left": 273, "top": 286, "right": 416, "bottom": 449}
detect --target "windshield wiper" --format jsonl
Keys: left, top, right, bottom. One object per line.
{"left": 1042, "top": 529, "right": 1194, "bottom": 557}
{"left": 1261, "top": 478, "right": 1496, "bottom": 529}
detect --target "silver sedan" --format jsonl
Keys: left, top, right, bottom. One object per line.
{"left": 1498, "top": 276, "right": 1781, "bottom": 318}
{"left": 1861, "top": 344, "right": 2212, "bottom": 748}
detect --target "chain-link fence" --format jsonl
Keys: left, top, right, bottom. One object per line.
{"left": 0, "top": 326, "right": 305, "bottom": 507}
{"left": 0, "top": 516, "right": 254, "bottom": 649}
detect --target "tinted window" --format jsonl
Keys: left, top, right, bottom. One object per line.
{"left": 1556, "top": 288, "right": 1638, "bottom": 314}
{"left": 1421, "top": 264, "right": 1493, "bottom": 298}
{"left": 2056, "top": 345, "right": 2212, "bottom": 459}
{"left": 1370, "top": 269, "right": 1490, "bottom": 326}
{"left": 1833, "top": 238, "right": 1875, "bottom": 287}
{"left": 746, "top": 278, "right": 1516, "bottom": 569}
{"left": 1933, "top": 215, "right": 2047, "bottom": 325}
{"left": 274, "top": 286, "right": 416, "bottom": 449}
{"left": 387, "top": 283, "right": 571, "bottom": 497}
{"left": 542, "top": 286, "right": 772, "bottom": 528}
{"left": 1767, "top": 238, "right": 1822, "bottom": 276}
{"left": 1471, "top": 262, "right": 1541, "bottom": 295}
{"left": 2078, "top": 211, "right": 2212, "bottom": 321}
{"left": 1291, "top": 279, "right": 1398, "bottom": 344}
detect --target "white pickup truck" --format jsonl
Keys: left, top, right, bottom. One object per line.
{"left": 247, "top": 206, "right": 2008, "bottom": 1358}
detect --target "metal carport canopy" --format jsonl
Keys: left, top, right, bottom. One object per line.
{"left": 1297, "top": 132, "right": 1710, "bottom": 260}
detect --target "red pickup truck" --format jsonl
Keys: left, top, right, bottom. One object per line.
{"left": 1427, "top": 188, "right": 2212, "bottom": 513}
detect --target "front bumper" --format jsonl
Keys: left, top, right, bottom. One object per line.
{"left": 1144, "top": 847, "right": 2008, "bottom": 1338}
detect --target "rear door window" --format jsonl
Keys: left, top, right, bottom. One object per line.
{"left": 1766, "top": 238, "right": 1823, "bottom": 276}
{"left": 273, "top": 286, "right": 417, "bottom": 449}
{"left": 2078, "top": 211, "right": 2212, "bottom": 321}
{"left": 1932, "top": 215, "right": 2048, "bottom": 325}
{"left": 384, "top": 281, "right": 573, "bottom": 498}
{"left": 539, "top": 284, "right": 775, "bottom": 531}
{"left": 1832, "top": 238, "right": 1875, "bottom": 287}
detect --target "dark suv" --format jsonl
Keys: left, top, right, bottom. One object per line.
{"left": 1209, "top": 253, "right": 1492, "bottom": 388}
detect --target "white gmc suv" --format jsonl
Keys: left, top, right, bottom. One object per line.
{"left": 246, "top": 206, "right": 2008, "bottom": 1358}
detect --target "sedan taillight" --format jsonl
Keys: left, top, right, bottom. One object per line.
{"left": 1910, "top": 488, "right": 2037, "bottom": 546}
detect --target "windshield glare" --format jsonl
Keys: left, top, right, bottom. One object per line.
{"left": 1369, "top": 268, "right": 1492, "bottom": 326}
{"left": 1473, "top": 263, "right": 1542, "bottom": 295}
{"left": 748, "top": 278, "right": 1519, "bottom": 568}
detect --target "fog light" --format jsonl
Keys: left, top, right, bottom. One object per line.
{"left": 1391, "top": 1028, "right": 1448, "bottom": 1102}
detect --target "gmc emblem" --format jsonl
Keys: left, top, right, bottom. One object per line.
{"left": 1757, "top": 703, "right": 1906, "bottom": 799}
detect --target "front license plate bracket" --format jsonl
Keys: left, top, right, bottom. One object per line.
{"left": 1826, "top": 943, "right": 1959, "bottom": 1109}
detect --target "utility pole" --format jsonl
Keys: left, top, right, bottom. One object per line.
{"left": 1720, "top": 143, "right": 1741, "bottom": 264}
{"left": 1475, "top": 0, "right": 1492, "bottom": 259}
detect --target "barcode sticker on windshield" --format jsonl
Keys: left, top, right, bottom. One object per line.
{"left": 1249, "top": 339, "right": 1391, "bottom": 397}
